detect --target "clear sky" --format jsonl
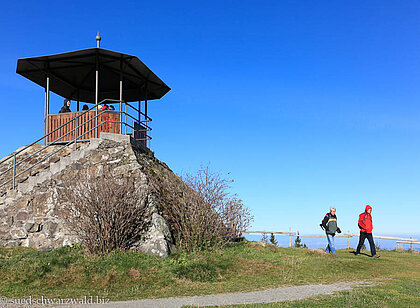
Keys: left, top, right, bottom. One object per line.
{"left": 0, "top": 1, "right": 419, "bottom": 235}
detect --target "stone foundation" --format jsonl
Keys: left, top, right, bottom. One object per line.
{"left": 0, "top": 133, "right": 177, "bottom": 257}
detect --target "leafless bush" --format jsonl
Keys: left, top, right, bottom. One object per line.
{"left": 183, "top": 166, "right": 253, "bottom": 238}
{"left": 155, "top": 165, "right": 253, "bottom": 252}
{"left": 58, "top": 168, "right": 149, "bottom": 254}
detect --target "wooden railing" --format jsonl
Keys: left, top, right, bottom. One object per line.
{"left": 47, "top": 111, "right": 120, "bottom": 143}
{"left": 243, "top": 230, "right": 419, "bottom": 249}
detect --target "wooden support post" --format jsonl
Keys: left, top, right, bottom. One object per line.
{"left": 289, "top": 227, "right": 292, "bottom": 247}
{"left": 347, "top": 230, "right": 350, "bottom": 249}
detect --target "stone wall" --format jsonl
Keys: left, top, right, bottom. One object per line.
{"left": 0, "top": 133, "right": 177, "bottom": 257}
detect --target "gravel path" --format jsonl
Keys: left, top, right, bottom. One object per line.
{"left": 60, "top": 281, "right": 372, "bottom": 308}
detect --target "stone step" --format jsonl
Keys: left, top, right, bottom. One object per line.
{"left": 33, "top": 170, "right": 52, "bottom": 186}
{"left": 69, "top": 149, "right": 85, "bottom": 161}
{"left": 49, "top": 162, "right": 61, "bottom": 175}
{"left": 86, "top": 138, "right": 100, "bottom": 150}
{"left": 17, "top": 182, "right": 31, "bottom": 194}
{"left": 5, "top": 137, "right": 99, "bottom": 196}
{"left": 15, "top": 142, "right": 90, "bottom": 195}
{"left": 60, "top": 157, "right": 72, "bottom": 166}
{"left": 28, "top": 176, "right": 38, "bottom": 187}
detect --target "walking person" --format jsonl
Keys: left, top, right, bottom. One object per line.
{"left": 320, "top": 207, "right": 341, "bottom": 256}
{"left": 355, "top": 205, "right": 380, "bottom": 258}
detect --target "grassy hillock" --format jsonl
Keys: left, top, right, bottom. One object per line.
{"left": 0, "top": 241, "right": 419, "bottom": 302}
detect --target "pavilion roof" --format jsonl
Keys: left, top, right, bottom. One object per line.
{"left": 16, "top": 48, "right": 170, "bottom": 103}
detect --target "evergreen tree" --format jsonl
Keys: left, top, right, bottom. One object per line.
{"left": 270, "top": 233, "right": 278, "bottom": 246}
{"left": 294, "top": 232, "right": 306, "bottom": 248}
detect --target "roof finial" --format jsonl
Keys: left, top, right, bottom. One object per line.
{"left": 96, "top": 32, "right": 101, "bottom": 48}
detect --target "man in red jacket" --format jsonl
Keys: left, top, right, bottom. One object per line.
{"left": 355, "top": 205, "right": 380, "bottom": 258}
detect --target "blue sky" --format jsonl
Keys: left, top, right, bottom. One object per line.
{"left": 0, "top": 1, "right": 419, "bottom": 235}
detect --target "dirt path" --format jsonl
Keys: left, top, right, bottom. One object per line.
{"left": 60, "top": 281, "right": 373, "bottom": 308}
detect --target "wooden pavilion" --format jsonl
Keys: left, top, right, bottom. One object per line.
{"left": 16, "top": 34, "right": 170, "bottom": 149}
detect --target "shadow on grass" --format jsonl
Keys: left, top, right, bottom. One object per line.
{"left": 348, "top": 251, "right": 371, "bottom": 257}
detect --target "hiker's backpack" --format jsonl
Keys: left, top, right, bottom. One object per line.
{"left": 320, "top": 213, "right": 329, "bottom": 230}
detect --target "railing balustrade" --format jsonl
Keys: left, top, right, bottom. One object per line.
{"left": 0, "top": 99, "right": 151, "bottom": 190}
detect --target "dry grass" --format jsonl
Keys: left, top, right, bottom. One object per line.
{"left": 0, "top": 242, "right": 419, "bottom": 301}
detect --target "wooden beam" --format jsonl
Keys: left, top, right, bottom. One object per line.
{"left": 243, "top": 231, "right": 418, "bottom": 242}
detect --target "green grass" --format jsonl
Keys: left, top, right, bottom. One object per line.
{"left": 0, "top": 241, "right": 419, "bottom": 302}
{"left": 217, "top": 278, "right": 420, "bottom": 307}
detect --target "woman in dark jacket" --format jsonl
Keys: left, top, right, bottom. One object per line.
{"left": 320, "top": 207, "right": 341, "bottom": 256}
{"left": 59, "top": 99, "right": 71, "bottom": 113}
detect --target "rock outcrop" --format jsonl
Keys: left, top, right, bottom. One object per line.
{"left": 0, "top": 133, "right": 177, "bottom": 257}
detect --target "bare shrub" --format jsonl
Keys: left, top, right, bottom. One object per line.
{"left": 154, "top": 164, "right": 253, "bottom": 252}
{"left": 183, "top": 166, "right": 253, "bottom": 238}
{"left": 261, "top": 233, "right": 268, "bottom": 242}
{"left": 58, "top": 168, "right": 149, "bottom": 254}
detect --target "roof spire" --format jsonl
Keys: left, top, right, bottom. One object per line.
{"left": 96, "top": 32, "right": 101, "bottom": 48}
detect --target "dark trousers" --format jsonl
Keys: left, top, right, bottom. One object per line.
{"left": 356, "top": 231, "right": 376, "bottom": 256}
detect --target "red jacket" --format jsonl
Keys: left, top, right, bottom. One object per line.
{"left": 358, "top": 205, "right": 373, "bottom": 233}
